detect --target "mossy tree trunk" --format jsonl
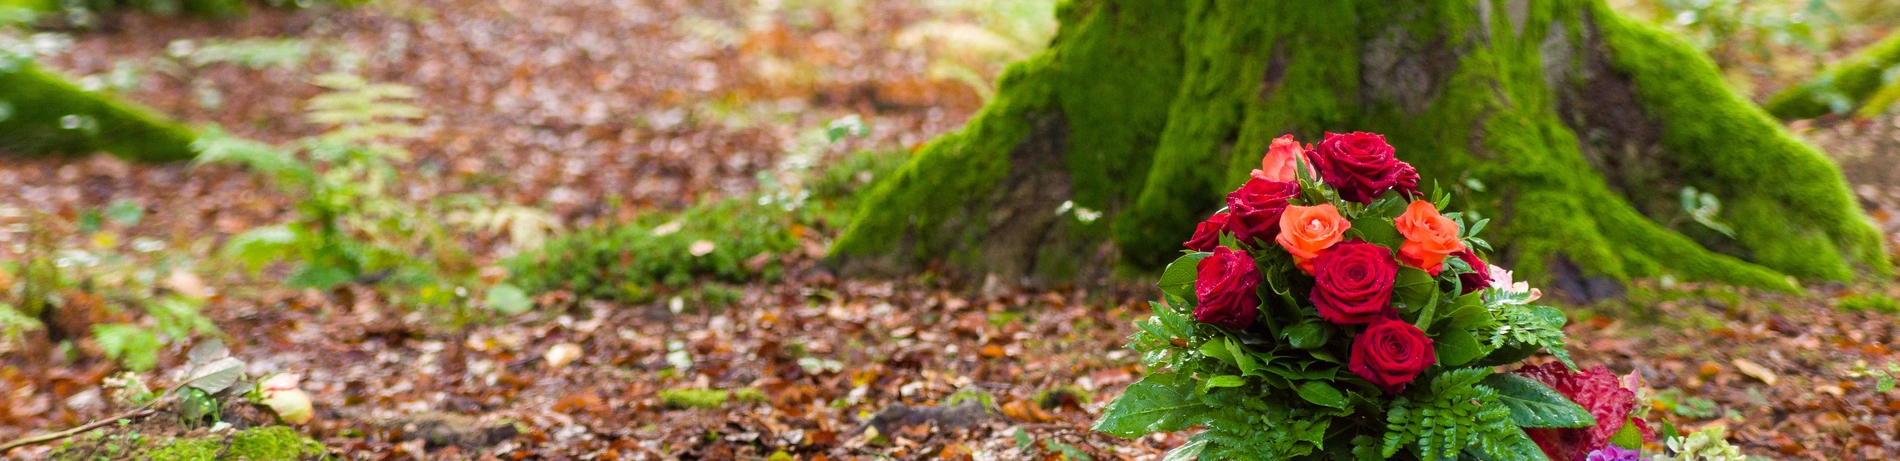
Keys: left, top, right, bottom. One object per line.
{"left": 0, "top": 63, "right": 197, "bottom": 162}
{"left": 1765, "top": 31, "right": 1900, "bottom": 120}
{"left": 830, "top": 0, "right": 1888, "bottom": 293}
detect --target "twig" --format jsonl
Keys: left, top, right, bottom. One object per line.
{"left": 0, "top": 408, "right": 157, "bottom": 453}
{"left": 0, "top": 372, "right": 201, "bottom": 453}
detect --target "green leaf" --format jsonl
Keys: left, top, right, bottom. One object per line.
{"left": 1093, "top": 372, "right": 1209, "bottom": 437}
{"left": 1608, "top": 419, "right": 1643, "bottom": 449}
{"left": 1441, "top": 293, "right": 1491, "bottom": 330}
{"left": 1200, "top": 337, "right": 1237, "bottom": 366}
{"left": 1161, "top": 438, "right": 1207, "bottom": 461}
{"left": 183, "top": 357, "right": 247, "bottom": 394}
{"left": 1158, "top": 252, "right": 1210, "bottom": 303}
{"left": 103, "top": 200, "right": 144, "bottom": 226}
{"left": 1394, "top": 267, "right": 1437, "bottom": 312}
{"left": 287, "top": 264, "right": 354, "bottom": 290}
{"left": 1348, "top": 215, "right": 1402, "bottom": 248}
{"left": 1204, "top": 375, "right": 1246, "bottom": 391}
{"left": 1286, "top": 321, "right": 1330, "bottom": 349}
{"left": 1295, "top": 381, "right": 1347, "bottom": 409}
{"left": 1482, "top": 373, "right": 1596, "bottom": 428}
{"left": 1434, "top": 328, "right": 1487, "bottom": 367}
{"left": 221, "top": 225, "right": 299, "bottom": 272}
{"left": 485, "top": 283, "right": 534, "bottom": 315}
{"left": 93, "top": 324, "right": 160, "bottom": 371}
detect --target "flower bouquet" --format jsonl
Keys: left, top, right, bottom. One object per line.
{"left": 1094, "top": 133, "right": 1655, "bottom": 460}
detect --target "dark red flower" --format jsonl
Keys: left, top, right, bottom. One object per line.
{"left": 1309, "top": 241, "right": 1398, "bottom": 325}
{"left": 1454, "top": 249, "right": 1490, "bottom": 295}
{"left": 1224, "top": 178, "right": 1301, "bottom": 246}
{"left": 1394, "top": 162, "right": 1421, "bottom": 198}
{"left": 1514, "top": 363, "right": 1655, "bottom": 461}
{"left": 1349, "top": 317, "right": 1435, "bottom": 394}
{"left": 1194, "top": 247, "right": 1260, "bottom": 329}
{"left": 1185, "top": 212, "right": 1231, "bottom": 252}
{"left": 1310, "top": 132, "right": 1404, "bottom": 203}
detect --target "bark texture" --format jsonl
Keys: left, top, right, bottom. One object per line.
{"left": 831, "top": 0, "right": 1888, "bottom": 291}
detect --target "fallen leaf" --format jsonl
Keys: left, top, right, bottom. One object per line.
{"left": 545, "top": 343, "right": 583, "bottom": 368}
{"left": 1732, "top": 358, "right": 1777, "bottom": 386}
{"left": 1000, "top": 399, "right": 1056, "bottom": 423}
{"left": 166, "top": 270, "right": 210, "bottom": 299}
{"left": 689, "top": 240, "right": 716, "bottom": 256}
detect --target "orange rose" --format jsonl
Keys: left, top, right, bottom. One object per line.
{"left": 1276, "top": 203, "right": 1350, "bottom": 273}
{"left": 1394, "top": 200, "right": 1465, "bottom": 274}
{"left": 1251, "top": 134, "right": 1315, "bottom": 183}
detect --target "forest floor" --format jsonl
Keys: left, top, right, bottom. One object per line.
{"left": 5, "top": 1, "right": 1900, "bottom": 460}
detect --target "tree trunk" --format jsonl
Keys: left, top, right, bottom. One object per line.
{"left": 1765, "top": 31, "right": 1900, "bottom": 120}
{"left": 829, "top": 0, "right": 1888, "bottom": 292}
{"left": 0, "top": 63, "right": 197, "bottom": 162}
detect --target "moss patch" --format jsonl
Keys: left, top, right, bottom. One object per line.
{"left": 659, "top": 388, "right": 730, "bottom": 410}
{"left": 50, "top": 426, "right": 324, "bottom": 461}
{"left": 0, "top": 62, "right": 196, "bottom": 162}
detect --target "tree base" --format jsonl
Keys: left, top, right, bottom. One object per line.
{"left": 832, "top": 0, "right": 1887, "bottom": 290}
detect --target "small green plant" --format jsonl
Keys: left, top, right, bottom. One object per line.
{"left": 1651, "top": 388, "right": 1721, "bottom": 419}
{"left": 1848, "top": 360, "right": 1900, "bottom": 392}
{"left": 658, "top": 388, "right": 730, "bottom": 410}
{"left": 1653, "top": 426, "right": 1745, "bottom": 461}
{"left": 197, "top": 73, "right": 539, "bottom": 322}
{"left": 1837, "top": 293, "right": 1900, "bottom": 314}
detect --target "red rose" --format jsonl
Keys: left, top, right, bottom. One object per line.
{"left": 1454, "top": 249, "right": 1490, "bottom": 294}
{"left": 1309, "top": 241, "right": 1398, "bottom": 325}
{"left": 1394, "top": 162, "right": 1421, "bottom": 198}
{"left": 1311, "top": 132, "right": 1403, "bottom": 203}
{"left": 1184, "top": 212, "right": 1231, "bottom": 252}
{"left": 1516, "top": 363, "right": 1655, "bottom": 461}
{"left": 1194, "top": 247, "right": 1260, "bottom": 329}
{"left": 1224, "top": 178, "right": 1300, "bottom": 246}
{"left": 1349, "top": 317, "right": 1435, "bottom": 394}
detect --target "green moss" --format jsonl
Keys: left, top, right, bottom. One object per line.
{"left": 83, "top": 427, "right": 327, "bottom": 461}
{"left": 506, "top": 198, "right": 801, "bottom": 302}
{"left": 831, "top": 0, "right": 1185, "bottom": 271}
{"left": 4, "top": 0, "right": 248, "bottom": 17}
{"left": 1593, "top": 6, "right": 1889, "bottom": 281}
{"left": 1838, "top": 293, "right": 1900, "bottom": 314}
{"left": 0, "top": 63, "right": 197, "bottom": 162}
{"left": 732, "top": 387, "right": 768, "bottom": 404}
{"left": 1764, "top": 32, "right": 1900, "bottom": 120}
{"left": 659, "top": 388, "right": 729, "bottom": 410}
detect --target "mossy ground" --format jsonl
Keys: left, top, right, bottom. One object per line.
{"left": 0, "top": 62, "right": 196, "bottom": 162}
{"left": 508, "top": 149, "right": 908, "bottom": 303}
{"left": 50, "top": 426, "right": 325, "bottom": 461}
{"left": 831, "top": 0, "right": 1886, "bottom": 290}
